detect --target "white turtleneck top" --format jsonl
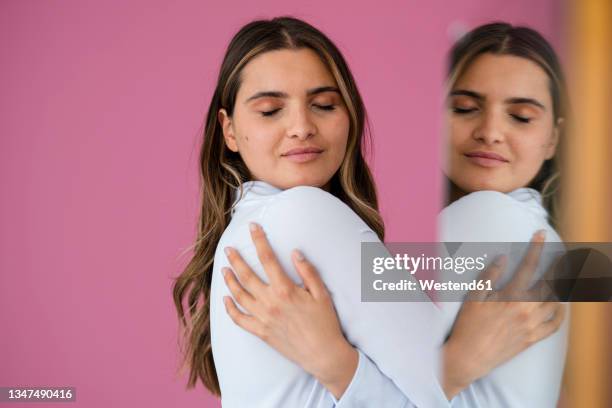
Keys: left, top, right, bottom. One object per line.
{"left": 438, "top": 189, "right": 569, "bottom": 408}
{"left": 210, "top": 181, "right": 445, "bottom": 408}
{"left": 209, "top": 181, "right": 568, "bottom": 408}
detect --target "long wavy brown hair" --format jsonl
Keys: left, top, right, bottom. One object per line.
{"left": 172, "top": 16, "right": 384, "bottom": 396}
{"left": 447, "top": 22, "right": 569, "bottom": 229}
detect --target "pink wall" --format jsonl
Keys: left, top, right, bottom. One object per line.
{"left": 0, "top": 1, "right": 559, "bottom": 407}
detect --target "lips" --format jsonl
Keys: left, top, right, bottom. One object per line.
{"left": 281, "top": 146, "right": 324, "bottom": 163}
{"left": 282, "top": 147, "right": 324, "bottom": 156}
{"left": 464, "top": 151, "right": 509, "bottom": 168}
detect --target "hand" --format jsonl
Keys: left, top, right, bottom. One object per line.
{"left": 222, "top": 222, "right": 358, "bottom": 400}
{"left": 442, "top": 230, "right": 567, "bottom": 400}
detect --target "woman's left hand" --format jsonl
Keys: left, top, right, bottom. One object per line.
{"left": 222, "top": 222, "right": 358, "bottom": 399}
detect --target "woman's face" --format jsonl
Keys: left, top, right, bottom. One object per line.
{"left": 445, "top": 53, "right": 560, "bottom": 194}
{"left": 219, "top": 48, "right": 350, "bottom": 190}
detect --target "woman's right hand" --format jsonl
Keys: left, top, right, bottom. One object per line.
{"left": 222, "top": 223, "right": 358, "bottom": 400}
{"left": 441, "top": 230, "right": 567, "bottom": 400}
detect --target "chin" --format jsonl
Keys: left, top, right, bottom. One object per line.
{"left": 290, "top": 169, "right": 334, "bottom": 187}
{"left": 461, "top": 178, "right": 507, "bottom": 193}
{"left": 277, "top": 175, "right": 329, "bottom": 190}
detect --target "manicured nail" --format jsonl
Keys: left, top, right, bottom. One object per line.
{"left": 293, "top": 249, "right": 305, "bottom": 262}
{"left": 224, "top": 247, "right": 232, "bottom": 256}
{"left": 493, "top": 254, "right": 507, "bottom": 266}
{"left": 249, "top": 222, "right": 260, "bottom": 232}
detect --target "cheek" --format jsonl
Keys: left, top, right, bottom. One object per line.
{"left": 449, "top": 118, "right": 472, "bottom": 149}
{"left": 510, "top": 128, "right": 553, "bottom": 170}
{"left": 233, "top": 120, "right": 283, "bottom": 165}
{"left": 324, "top": 114, "right": 350, "bottom": 156}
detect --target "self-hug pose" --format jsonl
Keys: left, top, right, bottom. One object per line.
{"left": 173, "top": 17, "right": 567, "bottom": 407}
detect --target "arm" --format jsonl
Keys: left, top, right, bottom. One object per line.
{"left": 224, "top": 188, "right": 566, "bottom": 406}
{"left": 224, "top": 236, "right": 414, "bottom": 407}
{"left": 333, "top": 349, "right": 414, "bottom": 407}
{"left": 225, "top": 186, "right": 447, "bottom": 407}
{"left": 439, "top": 191, "right": 569, "bottom": 407}
{"left": 224, "top": 224, "right": 565, "bottom": 406}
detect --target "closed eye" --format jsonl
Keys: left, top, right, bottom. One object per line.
{"left": 510, "top": 114, "right": 531, "bottom": 123}
{"left": 453, "top": 107, "right": 477, "bottom": 114}
{"left": 261, "top": 108, "right": 281, "bottom": 117}
{"left": 314, "top": 104, "right": 336, "bottom": 111}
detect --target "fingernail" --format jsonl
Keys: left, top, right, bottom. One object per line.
{"left": 493, "top": 254, "right": 507, "bottom": 266}
{"left": 224, "top": 247, "right": 232, "bottom": 256}
{"left": 535, "top": 229, "right": 547, "bottom": 240}
{"left": 222, "top": 267, "right": 229, "bottom": 278}
{"left": 249, "top": 222, "right": 260, "bottom": 232}
{"left": 293, "top": 249, "right": 305, "bottom": 262}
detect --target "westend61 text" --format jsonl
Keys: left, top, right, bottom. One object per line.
{"left": 373, "top": 279, "right": 493, "bottom": 292}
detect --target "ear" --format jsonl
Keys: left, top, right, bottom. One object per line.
{"left": 218, "top": 109, "right": 238, "bottom": 152}
{"left": 545, "top": 117, "right": 563, "bottom": 160}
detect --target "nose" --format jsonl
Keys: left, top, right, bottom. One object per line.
{"left": 472, "top": 110, "right": 505, "bottom": 145}
{"left": 287, "top": 106, "right": 317, "bottom": 140}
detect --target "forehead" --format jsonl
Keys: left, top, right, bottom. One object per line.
{"left": 454, "top": 53, "right": 551, "bottom": 103}
{"left": 237, "top": 48, "right": 337, "bottom": 97}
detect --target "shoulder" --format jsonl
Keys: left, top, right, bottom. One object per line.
{"left": 274, "top": 185, "right": 343, "bottom": 208}
{"left": 439, "top": 190, "right": 558, "bottom": 242}
{"left": 270, "top": 186, "right": 363, "bottom": 221}
{"left": 261, "top": 186, "right": 375, "bottom": 237}
{"left": 439, "top": 190, "right": 534, "bottom": 227}
{"left": 446, "top": 190, "right": 518, "bottom": 211}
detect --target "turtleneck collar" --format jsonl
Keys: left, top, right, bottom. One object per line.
{"left": 231, "top": 181, "right": 283, "bottom": 213}
{"left": 507, "top": 187, "right": 548, "bottom": 218}
{"left": 230, "top": 182, "right": 549, "bottom": 220}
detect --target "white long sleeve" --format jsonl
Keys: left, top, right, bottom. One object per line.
{"left": 210, "top": 181, "right": 448, "bottom": 408}
{"left": 332, "top": 189, "right": 568, "bottom": 408}
{"left": 438, "top": 190, "right": 569, "bottom": 408}
{"left": 211, "top": 182, "right": 567, "bottom": 407}
{"left": 332, "top": 349, "right": 413, "bottom": 408}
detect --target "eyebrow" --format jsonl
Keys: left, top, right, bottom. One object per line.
{"left": 506, "top": 97, "right": 546, "bottom": 110}
{"left": 307, "top": 86, "right": 340, "bottom": 96}
{"left": 449, "top": 89, "right": 546, "bottom": 110}
{"left": 449, "top": 89, "right": 483, "bottom": 100}
{"left": 245, "top": 86, "right": 340, "bottom": 103}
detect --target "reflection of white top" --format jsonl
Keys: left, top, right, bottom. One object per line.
{"left": 438, "top": 189, "right": 569, "bottom": 408}
{"left": 210, "top": 181, "right": 447, "bottom": 408}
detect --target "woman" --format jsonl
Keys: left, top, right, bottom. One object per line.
{"left": 437, "top": 22, "right": 570, "bottom": 406}
{"left": 220, "top": 24, "right": 567, "bottom": 406}
{"left": 174, "top": 16, "right": 445, "bottom": 407}
{"left": 173, "top": 18, "right": 565, "bottom": 407}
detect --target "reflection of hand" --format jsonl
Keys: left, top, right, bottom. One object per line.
{"left": 222, "top": 222, "right": 358, "bottom": 400}
{"left": 442, "top": 230, "right": 567, "bottom": 400}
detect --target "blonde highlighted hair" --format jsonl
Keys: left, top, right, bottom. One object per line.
{"left": 172, "top": 16, "right": 384, "bottom": 395}
{"left": 447, "top": 22, "right": 568, "bottom": 228}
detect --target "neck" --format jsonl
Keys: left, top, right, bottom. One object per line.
{"left": 447, "top": 180, "right": 467, "bottom": 206}
{"left": 249, "top": 178, "right": 332, "bottom": 193}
